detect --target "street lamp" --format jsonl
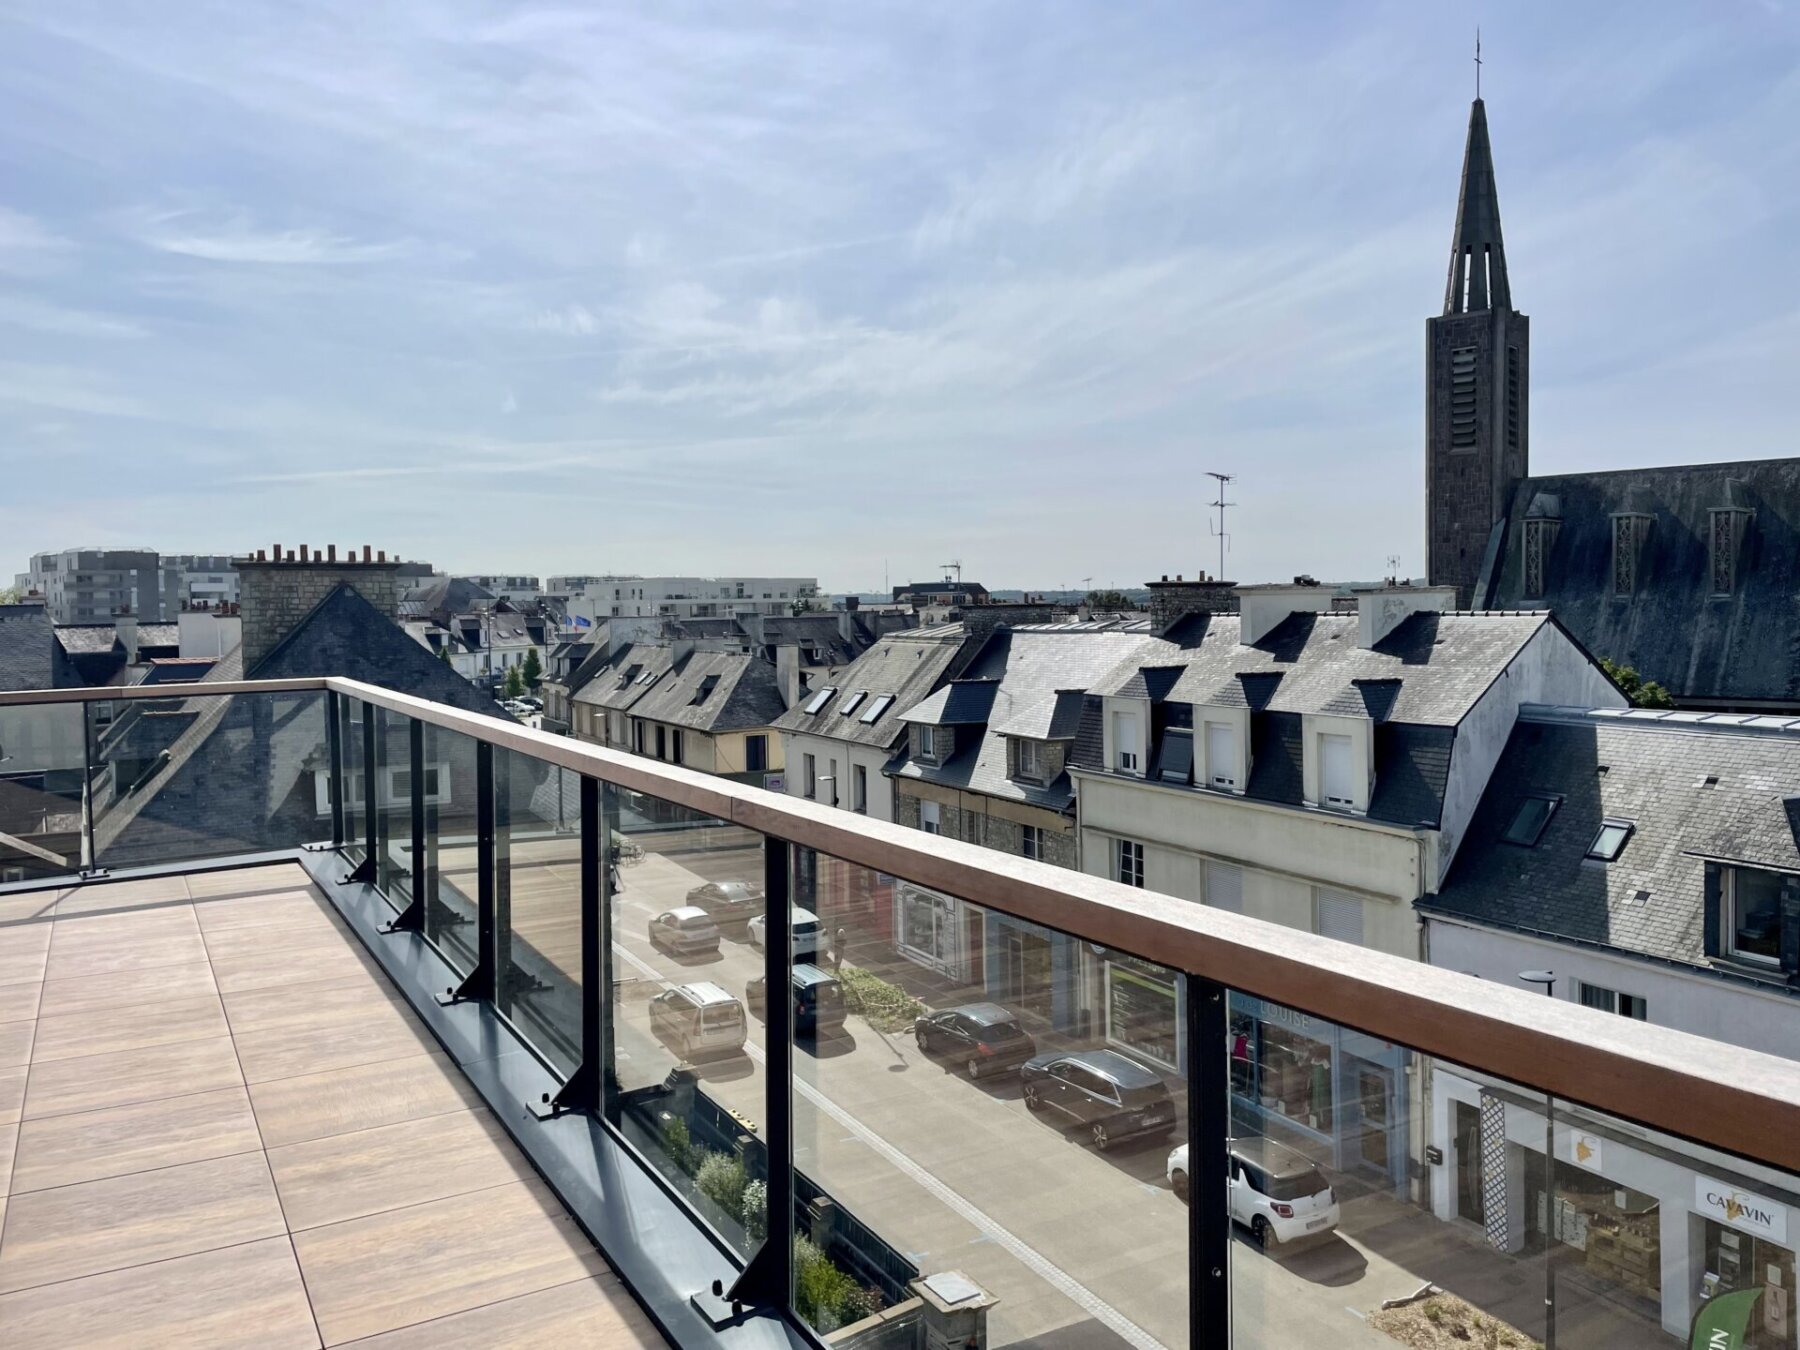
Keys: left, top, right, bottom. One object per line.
{"left": 1519, "top": 969, "right": 1558, "bottom": 1350}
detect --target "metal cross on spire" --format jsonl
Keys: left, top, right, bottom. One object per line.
{"left": 1475, "top": 28, "right": 1482, "bottom": 99}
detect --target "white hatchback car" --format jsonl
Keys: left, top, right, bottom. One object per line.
{"left": 1166, "top": 1137, "right": 1341, "bottom": 1246}
{"left": 745, "top": 906, "right": 822, "bottom": 962}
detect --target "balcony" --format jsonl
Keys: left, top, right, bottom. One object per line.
{"left": 3, "top": 676, "right": 1799, "bottom": 1349}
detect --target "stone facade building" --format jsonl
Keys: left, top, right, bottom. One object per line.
{"left": 235, "top": 545, "right": 404, "bottom": 673}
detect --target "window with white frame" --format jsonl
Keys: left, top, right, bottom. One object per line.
{"left": 1725, "top": 865, "right": 1783, "bottom": 965}
{"left": 1579, "top": 982, "right": 1647, "bottom": 1020}
{"left": 1015, "top": 738, "right": 1042, "bottom": 780}
{"left": 315, "top": 763, "right": 450, "bottom": 815}
{"left": 1320, "top": 733, "right": 1355, "bottom": 808}
{"left": 917, "top": 725, "right": 936, "bottom": 759}
{"left": 1113, "top": 711, "right": 1140, "bottom": 773}
{"left": 920, "top": 800, "right": 941, "bottom": 835}
{"left": 1204, "top": 721, "right": 1239, "bottom": 790}
{"left": 1116, "top": 838, "right": 1144, "bottom": 888}
{"left": 1021, "top": 824, "right": 1043, "bottom": 861}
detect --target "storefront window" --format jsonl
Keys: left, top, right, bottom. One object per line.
{"left": 897, "top": 886, "right": 957, "bottom": 971}
{"left": 1104, "top": 960, "right": 1179, "bottom": 1070}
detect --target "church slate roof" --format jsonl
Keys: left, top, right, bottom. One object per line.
{"left": 0, "top": 603, "right": 65, "bottom": 691}
{"left": 1480, "top": 457, "right": 1800, "bottom": 707}
{"left": 1422, "top": 708, "right": 1800, "bottom": 976}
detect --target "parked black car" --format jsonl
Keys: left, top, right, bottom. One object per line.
{"left": 685, "top": 880, "right": 764, "bottom": 930}
{"left": 914, "top": 1002, "right": 1038, "bottom": 1078}
{"left": 1019, "top": 1048, "right": 1176, "bottom": 1150}
{"left": 746, "top": 964, "right": 847, "bottom": 1034}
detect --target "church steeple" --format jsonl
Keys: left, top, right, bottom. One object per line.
{"left": 1443, "top": 99, "right": 1511, "bottom": 314}
{"left": 1426, "top": 92, "right": 1529, "bottom": 608}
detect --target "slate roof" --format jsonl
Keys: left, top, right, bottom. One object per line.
{"left": 95, "top": 583, "right": 506, "bottom": 865}
{"left": 1480, "top": 457, "right": 1800, "bottom": 706}
{"left": 0, "top": 603, "right": 63, "bottom": 691}
{"left": 399, "top": 576, "right": 494, "bottom": 619}
{"left": 1423, "top": 706, "right": 1800, "bottom": 971}
{"left": 625, "top": 649, "right": 788, "bottom": 734}
{"left": 572, "top": 642, "right": 679, "bottom": 713}
{"left": 891, "top": 627, "right": 1168, "bottom": 813}
{"left": 774, "top": 627, "right": 976, "bottom": 750}
{"left": 53, "top": 624, "right": 123, "bottom": 655}
{"left": 901, "top": 680, "right": 999, "bottom": 727}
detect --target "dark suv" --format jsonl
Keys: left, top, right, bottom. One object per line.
{"left": 914, "top": 1003, "right": 1037, "bottom": 1078}
{"left": 1020, "top": 1048, "right": 1175, "bottom": 1150}
{"left": 746, "top": 964, "right": 847, "bottom": 1034}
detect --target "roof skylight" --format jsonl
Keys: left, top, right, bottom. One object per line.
{"left": 839, "top": 691, "right": 867, "bottom": 716}
{"left": 803, "top": 686, "right": 837, "bottom": 715}
{"left": 1501, "top": 795, "right": 1557, "bottom": 847}
{"left": 1585, "top": 819, "right": 1634, "bottom": 862}
{"left": 859, "top": 694, "right": 895, "bottom": 724}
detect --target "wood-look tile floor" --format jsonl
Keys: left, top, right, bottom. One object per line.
{"left": 0, "top": 865, "right": 665, "bottom": 1349}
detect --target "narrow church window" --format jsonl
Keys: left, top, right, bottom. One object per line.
{"left": 1523, "top": 519, "right": 1547, "bottom": 599}
{"left": 1612, "top": 516, "right": 1637, "bottom": 597}
{"left": 1450, "top": 347, "right": 1478, "bottom": 450}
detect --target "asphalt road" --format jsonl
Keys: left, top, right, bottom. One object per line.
{"left": 604, "top": 843, "right": 1434, "bottom": 1349}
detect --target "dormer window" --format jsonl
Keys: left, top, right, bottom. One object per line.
{"left": 1014, "top": 738, "right": 1043, "bottom": 781}
{"left": 689, "top": 674, "right": 720, "bottom": 706}
{"left": 1112, "top": 711, "right": 1140, "bottom": 773}
{"left": 1203, "top": 720, "right": 1240, "bottom": 791}
{"left": 1320, "top": 733, "right": 1355, "bottom": 809}
{"left": 916, "top": 725, "right": 936, "bottom": 760}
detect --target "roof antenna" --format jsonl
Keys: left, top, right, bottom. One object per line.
{"left": 1474, "top": 27, "right": 1482, "bottom": 99}
{"left": 1206, "top": 472, "right": 1235, "bottom": 581}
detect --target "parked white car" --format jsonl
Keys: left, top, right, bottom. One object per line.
{"left": 1167, "top": 1137, "right": 1341, "bottom": 1246}
{"left": 745, "top": 906, "right": 822, "bottom": 962}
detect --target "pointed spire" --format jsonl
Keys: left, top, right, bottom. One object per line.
{"left": 1443, "top": 98, "right": 1512, "bottom": 315}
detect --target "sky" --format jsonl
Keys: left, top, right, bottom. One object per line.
{"left": 1, "top": 2, "right": 1797, "bottom": 594}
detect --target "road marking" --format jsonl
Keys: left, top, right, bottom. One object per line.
{"left": 608, "top": 936, "right": 1167, "bottom": 1349}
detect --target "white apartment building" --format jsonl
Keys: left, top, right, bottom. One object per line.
{"left": 564, "top": 576, "right": 822, "bottom": 621}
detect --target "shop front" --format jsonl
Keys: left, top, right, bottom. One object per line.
{"left": 1228, "top": 993, "right": 1410, "bottom": 1191}
{"left": 893, "top": 883, "right": 968, "bottom": 979}
{"left": 1102, "top": 957, "right": 1183, "bottom": 1073}
{"left": 1433, "top": 1069, "right": 1800, "bottom": 1345}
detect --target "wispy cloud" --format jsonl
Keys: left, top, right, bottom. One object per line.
{"left": 527, "top": 303, "right": 603, "bottom": 336}
{"left": 127, "top": 209, "right": 421, "bottom": 265}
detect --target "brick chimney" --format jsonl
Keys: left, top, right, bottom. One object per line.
{"left": 1145, "top": 573, "right": 1237, "bottom": 636}
{"left": 234, "top": 544, "right": 405, "bottom": 673}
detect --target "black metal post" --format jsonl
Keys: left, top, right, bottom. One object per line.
{"left": 600, "top": 780, "right": 621, "bottom": 1118}
{"left": 699, "top": 835, "right": 793, "bottom": 1325}
{"left": 78, "top": 699, "right": 102, "bottom": 877}
{"left": 534, "top": 775, "right": 603, "bottom": 1120}
{"left": 447, "top": 740, "right": 497, "bottom": 1003}
{"left": 1189, "top": 976, "right": 1231, "bottom": 1347}
{"left": 493, "top": 748, "right": 513, "bottom": 1010}
{"left": 326, "top": 690, "right": 345, "bottom": 849}
{"left": 383, "top": 718, "right": 427, "bottom": 934}
{"left": 361, "top": 704, "right": 378, "bottom": 864}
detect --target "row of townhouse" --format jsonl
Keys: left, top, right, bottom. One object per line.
{"left": 768, "top": 571, "right": 1800, "bottom": 1344}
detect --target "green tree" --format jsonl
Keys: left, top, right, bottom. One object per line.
{"left": 503, "top": 665, "right": 525, "bottom": 698}
{"left": 1599, "top": 657, "right": 1674, "bottom": 709}
{"left": 521, "top": 647, "right": 542, "bottom": 689}
{"left": 1085, "top": 589, "right": 1139, "bottom": 612}
{"left": 0, "top": 586, "right": 22, "bottom": 604}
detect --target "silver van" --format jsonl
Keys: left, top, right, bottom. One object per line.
{"left": 648, "top": 982, "right": 747, "bottom": 1059}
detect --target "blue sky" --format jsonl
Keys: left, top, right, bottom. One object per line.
{"left": 2, "top": 2, "right": 1796, "bottom": 593}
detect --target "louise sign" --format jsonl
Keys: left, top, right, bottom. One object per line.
{"left": 1696, "top": 1177, "right": 1787, "bottom": 1243}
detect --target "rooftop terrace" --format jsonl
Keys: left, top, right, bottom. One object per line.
{"left": 0, "top": 865, "right": 661, "bottom": 1348}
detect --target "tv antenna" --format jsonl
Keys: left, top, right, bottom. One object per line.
{"left": 1206, "top": 472, "right": 1235, "bottom": 581}
{"left": 1386, "top": 554, "right": 1401, "bottom": 585}
{"left": 940, "top": 559, "right": 963, "bottom": 586}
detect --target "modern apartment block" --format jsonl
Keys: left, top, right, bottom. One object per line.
{"left": 16, "top": 547, "right": 166, "bottom": 622}
{"left": 563, "top": 575, "right": 823, "bottom": 620}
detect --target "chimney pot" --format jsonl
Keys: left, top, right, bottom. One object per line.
{"left": 300, "top": 544, "right": 310, "bottom": 562}
{"left": 327, "top": 544, "right": 337, "bottom": 562}
{"left": 1176, "top": 574, "right": 1183, "bottom": 583}
{"left": 363, "top": 545, "right": 372, "bottom": 563}
{"left": 1161, "top": 574, "right": 1169, "bottom": 583}
{"left": 256, "top": 549, "right": 266, "bottom": 562}
{"left": 378, "top": 549, "right": 386, "bottom": 562}
{"left": 286, "top": 549, "right": 296, "bottom": 562}
{"left": 273, "top": 542, "right": 281, "bottom": 562}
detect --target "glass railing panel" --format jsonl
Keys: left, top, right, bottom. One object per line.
{"left": 1219, "top": 990, "right": 1765, "bottom": 1350}
{"left": 90, "top": 690, "right": 329, "bottom": 872}
{"left": 339, "top": 694, "right": 364, "bottom": 867}
{"left": 422, "top": 722, "right": 481, "bottom": 974}
{"left": 493, "top": 750, "right": 583, "bottom": 1076}
{"left": 373, "top": 704, "right": 408, "bottom": 902}
{"left": 792, "top": 846, "right": 1190, "bottom": 1346}
{"left": 0, "top": 700, "right": 86, "bottom": 885}
{"left": 601, "top": 782, "right": 769, "bottom": 1261}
